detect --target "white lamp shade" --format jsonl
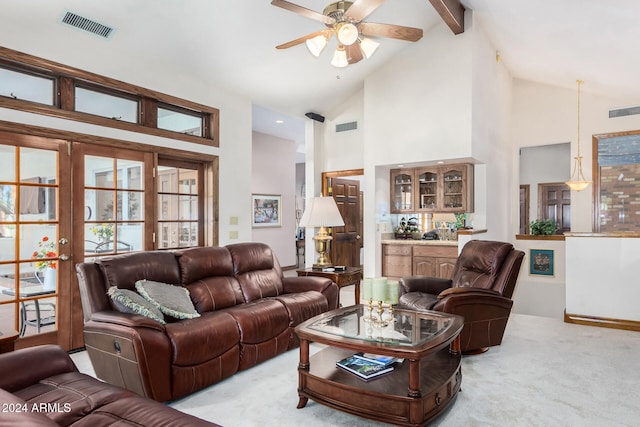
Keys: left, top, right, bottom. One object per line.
{"left": 337, "top": 23, "right": 358, "bottom": 46}
{"left": 331, "top": 47, "right": 349, "bottom": 68}
{"left": 306, "top": 34, "right": 328, "bottom": 57}
{"left": 359, "top": 37, "right": 379, "bottom": 59}
{"left": 299, "top": 196, "right": 345, "bottom": 228}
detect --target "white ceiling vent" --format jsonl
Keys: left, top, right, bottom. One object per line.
{"left": 60, "top": 11, "right": 115, "bottom": 39}
{"left": 609, "top": 106, "right": 640, "bottom": 118}
{"left": 336, "top": 121, "right": 358, "bottom": 132}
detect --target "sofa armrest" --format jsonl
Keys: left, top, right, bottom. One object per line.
{"left": 282, "top": 276, "right": 339, "bottom": 310}
{"left": 282, "top": 276, "right": 332, "bottom": 293}
{"left": 433, "top": 290, "right": 513, "bottom": 316}
{"left": 400, "top": 276, "right": 453, "bottom": 295}
{"left": 90, "top": 311, "right": 166, "bottom": 332}
{"left": 0, "top": 345, "right": 77, "bottom": 392}
{"left": 437, "top": 287, "right": 501, "bottom": 299}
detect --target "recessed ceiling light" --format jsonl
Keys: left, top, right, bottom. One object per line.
{"left": 397, "top": 164, "right": 405, "bottom": 168}
{"left": 437, "top": 161, "right": 445, "bottom": 164}
{"left": 275, "top": 120, "right": 284, "bottom": 124}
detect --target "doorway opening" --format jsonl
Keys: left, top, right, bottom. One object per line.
{"left": 321, "top": 169, "right": 364, "bottom": 269}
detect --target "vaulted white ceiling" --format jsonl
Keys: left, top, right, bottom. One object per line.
{"left": 2, "top": 0, "right": 640, "bottom": 143}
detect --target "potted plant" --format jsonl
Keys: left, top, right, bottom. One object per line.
{"left": 530, "top": 219, "right": 557, "bottom": 235}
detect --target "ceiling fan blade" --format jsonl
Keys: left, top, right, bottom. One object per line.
{"left": 276, "top": 30, "right": 332, "bottom": 50}
{"left": 345, "top": 0, "right": 386, "bottom": 22}
{"left": 359, "top": 22, "right": 423, "bottom": 42}
{"left": 346, "top": 43, "right": 364, "bottom": 64}
{"left": 271, "top": 0, "right": 335, "bottom": 25}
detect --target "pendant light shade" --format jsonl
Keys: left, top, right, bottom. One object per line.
{"left": 566, "top": 79, "right": 591, "bottom": 191}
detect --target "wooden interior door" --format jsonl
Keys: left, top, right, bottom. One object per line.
{"left": 330, "top": 177, "right": 361, "bottom": 267}
{"left": 538, "top": 182, "right": 571, "bottom": 233}
{"left": 0, "top": 132, "right": 72, "bottom": 351}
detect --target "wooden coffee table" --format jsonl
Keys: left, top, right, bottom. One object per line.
{"left": 295, "top": 305, "right": 463, "bottom": 426}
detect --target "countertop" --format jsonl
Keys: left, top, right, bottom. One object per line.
{"left": 380, "top": 239, "right": 459, "bottom": 246}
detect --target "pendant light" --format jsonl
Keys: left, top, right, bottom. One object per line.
{"left": 566, "top": 79, "right": 591, "bottom": 191}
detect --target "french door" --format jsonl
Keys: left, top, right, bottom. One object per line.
{"left": 0, "top": 131, "right": 72, "bottom": 349}
{"left": 0, "top": 133, "right": 155, "bottom": 351}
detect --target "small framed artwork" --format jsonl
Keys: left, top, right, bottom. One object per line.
{"left": 252, "top": 194, "right": 281, "bottom": 228}
{"left": 529, "top": 249, "right": 554, "bottom": 277}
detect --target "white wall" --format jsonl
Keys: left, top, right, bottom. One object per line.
{"left": 251, "top": 131, "right": 297, "bottom": 267}
{"left": 566, "top": 236, "right": 640, "bottom": 322}
{"left": 323, "top": 89, "right": 365, "bottom": 172}
{"left": 511, "top": 79, "right": 640, "bottom": 321}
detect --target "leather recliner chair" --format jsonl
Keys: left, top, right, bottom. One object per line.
{"left": 399, "top": 240, "right": 525, "bottom": 354}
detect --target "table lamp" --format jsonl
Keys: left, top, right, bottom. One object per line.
{"left": 299, "top": 196, "right": 345, "bottom": 269}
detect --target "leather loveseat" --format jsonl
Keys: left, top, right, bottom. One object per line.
{"left": 75, "top": 242, "right": 338, "bottom": 402}
{"left": 0, "top": 344, "right": 218, "bottom": 426}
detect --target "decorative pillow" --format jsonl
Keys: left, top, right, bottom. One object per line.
{"left": 135, "top": 279, "right": 200, "bottom": 320}
{"left": 107, "top": 286, "right": 166, "bottom": 324}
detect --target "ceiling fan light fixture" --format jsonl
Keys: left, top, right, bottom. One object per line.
{"left": 337, "top": 22, "right": 358, "bottom": 46}
{"left": 359, "top": 37, "right": 379, "bottom": 59}
{"left": 331, "top": 46, "right": 349, "bottom": 68}
{"left": 306, "top": 34, "right": 328, "bottom": 57}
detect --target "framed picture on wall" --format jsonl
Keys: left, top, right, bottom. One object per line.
{"left": 252, "top": 194, "right": 281, "bottom": 228}
{"left": 529, "top": 249, "right": 554, "bottom": 277}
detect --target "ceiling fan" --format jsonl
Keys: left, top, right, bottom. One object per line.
{"left": 271, "top": 0, "right": 423, "bottom": 68}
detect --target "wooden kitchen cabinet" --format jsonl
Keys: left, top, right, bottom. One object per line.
{"left": 391, "top": 164, "right": 473, "bottom": 214}
{"left": 415, "top": 164, "right": 474, "bottom": 213}
{"left": 412, "top": 245, "right": 458, "bottom": 279}
{"left": 382, "top": 243, "right": 458, "bottom": 280}
{"left": 390, "top": 169, "right": 416, "bottom": 213}
{"left": 381, "top": 244, "right": 412, "bottom": 279}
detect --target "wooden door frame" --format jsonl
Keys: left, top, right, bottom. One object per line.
{"left": 321, "top": 169, "right": 364, "bottom": 197}
{"left": 321, "top": 169, "right": 364, "bottom": 268}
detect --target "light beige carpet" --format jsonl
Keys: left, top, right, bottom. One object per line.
{"left": 71, "top": 311, "right": 640, "bottom": 426}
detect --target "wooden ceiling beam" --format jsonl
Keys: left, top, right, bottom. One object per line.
{"left": 428, "top": 0, "right": 465, "bottom": 35}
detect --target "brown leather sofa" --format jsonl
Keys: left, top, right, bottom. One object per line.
{"left": 0, "top": 344, "right": 218, "bottom": 426}
{"left": 399, "top": 240, "right": 525, "bottom": 354}
{"left": 75, "top": 242, "right": 339, "bottom": 402}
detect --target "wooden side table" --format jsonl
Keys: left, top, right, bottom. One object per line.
{"left": 296, "top": 267, "right": 363, "bottom": 306}
{"left": 0, "top": 329, "right": 19, "bottom": 354}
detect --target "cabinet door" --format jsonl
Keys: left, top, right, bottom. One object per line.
{"left": 416, "top": 167, "right": 439, "bottom": 212}
{"left": 382, "top": 244, "right": 412, "bottom": 279}
{"left": 436, "top": 258, "right": 457, "bottom": 279}
{"left": 441, "top": 164, "right": 473, "bottom": 212}
{"left": 390, "top": 169, "right": 415, "bottom": 213}
{"left": 413, "top": 256, "right": 437, "bottom": 276}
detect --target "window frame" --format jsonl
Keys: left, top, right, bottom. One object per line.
{"left": 0, "top": 59, "right": 58, "bottom": 107}
{"left": 0, "top": 46, "right": 219, "bottom": 147}
{"left": 593, "top": 129, "right": 640, "bottom": 233}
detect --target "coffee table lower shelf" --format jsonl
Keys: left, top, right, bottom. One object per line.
{"left": 297, "top": 346, "right": 461, "bottom": 426}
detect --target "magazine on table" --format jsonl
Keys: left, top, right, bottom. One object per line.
{"left": 336, "top": 355, "right": 396, "bottom": 380}
{"left": 352, "top": 352, "right": 403, "bottom": 366}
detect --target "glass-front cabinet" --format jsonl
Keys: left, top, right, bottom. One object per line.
{"left": 392, "top": 164, "right": 473, "bottom": 214}
{"left": 391, "top": 169, "right": 415, "bottom": 213}
{"left": 417, "top": 169, "right": 438, "bottom": 210}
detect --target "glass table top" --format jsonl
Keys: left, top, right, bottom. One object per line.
{"left": 304, "top": 304, "right": 457, "bottom": 347}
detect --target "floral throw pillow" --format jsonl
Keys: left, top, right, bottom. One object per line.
{"left": 135, "top": 279, "right": 200, "bottom": 320}
{"left": 107, "top": 286, "right": 166, "bottom": 324}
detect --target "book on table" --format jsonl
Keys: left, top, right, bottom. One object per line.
{"left": 336, "top": 355, "right": 396, "bottom": 381}
{"left": 352, "top": 352, "right": 401, "bottom": 366}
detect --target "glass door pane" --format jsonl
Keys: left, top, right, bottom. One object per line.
{"left": 84, "top": 155, "right": 145, "bottom": 258}
{"left": 0, "top": 145, "right": 63, "bottom": 340}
